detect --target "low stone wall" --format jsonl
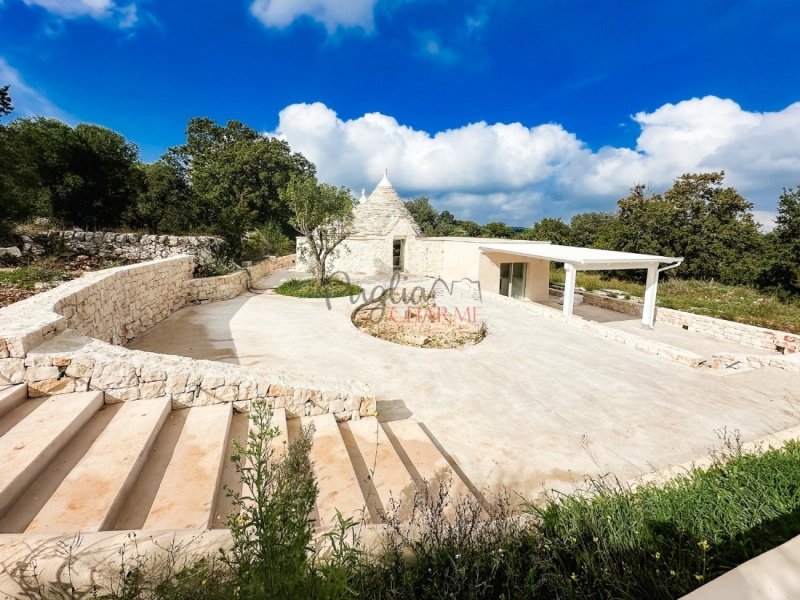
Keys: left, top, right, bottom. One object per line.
{"left": 16, "top": 331, "right": 374, "bottom": 419}
{"left": 185, "top": 254, "right": 295, "bottom": 304}
{"left": 18, "top": 230, "right": 225, "bottom": 267}
{"left": 0, "top": 256, "right": 194, "bottom": 357}
{"left": 0, "top": 254, "right": 373, "bottom": 419}
{"left": 551, "top": 287, "right": 798, "bottom": 355}
{"left": 656, "top": 307, "right": 798, "bottom": 354}
{"left": 550, "top": 287, "right": 643, "bottom": 318}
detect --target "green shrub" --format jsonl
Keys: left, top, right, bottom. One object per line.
{"left": 275, "top": 278, "right": 362, "bottom": 299}
{"left": 195, "top": 257, "right": 240, "bottom": 278}
{"left": 241, "top": 222, "right": 295, "bottom": 262}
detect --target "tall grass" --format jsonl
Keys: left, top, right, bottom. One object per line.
{"left": 53, "top": 415, "right": 800, "bottom": 599}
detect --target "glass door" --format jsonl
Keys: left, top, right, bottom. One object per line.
{"left": 499, "top": 262, "right": 527, "bottom": 298}
{"left": 510, "top": 262, "right": 526, "bottom": 298}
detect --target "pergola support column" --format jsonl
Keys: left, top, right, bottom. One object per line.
{"left": 562, "top": 263, "right": 577, "bottom": 316}
{"left": 641, "top": 263, "right": 659, "bottom": 329}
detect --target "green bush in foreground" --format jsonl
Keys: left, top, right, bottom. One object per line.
{"left": 275, "top": 277, "right": 362, "bottom": 299}
{"left": 88, "top": 431, "right": 800, "bottom": 600}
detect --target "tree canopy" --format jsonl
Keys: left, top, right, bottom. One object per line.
{"left": 165, "top": 117, "right": 315, "bottom": 255}
{"left": 283, "top": 173, "right": 354, "bottom": 285}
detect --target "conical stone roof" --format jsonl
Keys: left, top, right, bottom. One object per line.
{"left": 352, "top": 171, "right": 422, "bottom": 236}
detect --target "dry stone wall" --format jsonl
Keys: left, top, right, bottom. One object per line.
{"left": 550, "top": 287, "right": 798, "bottom": 355}
{"left": 185, "top": 254, "right": 295, "bottom": 303}
{"left": 19, "top": 230, "right": 225, "bottom": 267}
{"left": 0, "top": 254, "right": 374, "bottom": 419}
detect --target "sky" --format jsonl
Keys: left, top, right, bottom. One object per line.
{"left": 1, "top": 0, "right": 799, "bottom": 228}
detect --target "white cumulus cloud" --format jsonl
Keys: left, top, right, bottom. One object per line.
{"left": 250, "top": 0, "right": 379, "bottom": 32}
{"left": 21, "top": 0, "right": 139, "bottom": 28}
{"left": 270, "top": 97, "right": 800, "bottom": 224}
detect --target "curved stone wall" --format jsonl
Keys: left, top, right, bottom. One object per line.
{"left": 0, "top": 255, "right": 374, "bottom": 419}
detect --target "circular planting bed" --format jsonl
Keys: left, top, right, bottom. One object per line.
{"left": 353, "top": 290, "right": 486, "bottom": 349}
{"left": 275, "top": 277, "right": 362, "bottom": 298}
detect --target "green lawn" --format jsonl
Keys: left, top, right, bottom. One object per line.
{"left": 275, "top": 277, "right": 362, "bottom": 299}
{"left": 550, "top": 270, "right": 800, "bottom": 334}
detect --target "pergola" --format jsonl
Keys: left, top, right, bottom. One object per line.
{"left": 479, "top": 243, "right": 683, "bottom": 329}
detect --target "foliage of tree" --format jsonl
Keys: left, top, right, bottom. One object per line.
{"left": 569, "top": 212, "right": 618, "bottom": 248}
{"left": 404, "top": 198, "right": 483, "bottom": 236}
{"left": 0, "top": 86, "right": 38, "bottom": 241}
{"left": 7, "top": 118, "right": 143, "bottom": 228}
{"left": 0, "top": 85, "right": 12, "bottom": 119}
{"left": 610, "top": 172, "right": 763, "bottom": 284}
{"left": 481, "top": 221, "right": 517, "bottom": 238}
{"left": 124, "top": 161, "right": 198, "bottom": 233}
{"left": 760, "top": 186, "right": 800, "bottom": 295}
{"left": 166, "top": 118, "right": 314, "bottom": 255}
{"left": 283, "top": 173, "right": 354, "bottom": 286}
{"left": 404, "top": 196, "right": 438, "bottom": 235}
{"left": 520, "top": 217, "right": 572, "bottom": 244}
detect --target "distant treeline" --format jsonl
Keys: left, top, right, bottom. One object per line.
{"left": 405, "top": 172, "right": 800, "bottom": 297}
{"left": 0, "top": 85, "right": 304, "bottom": 259}
{"left": 1, "top": 84, "right": 798, "bottom": 296}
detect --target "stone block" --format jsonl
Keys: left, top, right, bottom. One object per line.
{"left": 104, "top": 386, "right": 140, "bottom": 403}
{"left": 92, "top": 363, "right": 138, "bottom": 388}
{"left": 0, "top": 358, "right": 26, "bottom": 384}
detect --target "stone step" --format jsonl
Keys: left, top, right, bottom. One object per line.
{"left": 142, "top": 403, "right": 232, "bottom": 530}
{"left": 0, "top": 384, "right": 26, "bottom": 419}
{"left": 381, "top": 419, "right": 473, "bottom": 505}
{"left": 269, "top": 408, "right": 289, "bottom": 462}
{"left": 0, "top": 392, "right": 104, "bottom": 517}
{"left": 340, "top": 417, "right": 416, "bottom": 522}
{"left": 303, "top": 413, "right": 368, "bottom": 529}
{"left": 26, "top": 397, "right": 171, "bottom": 533}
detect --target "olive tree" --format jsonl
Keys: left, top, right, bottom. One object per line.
{"left": 282, "top": 173, "right": 354, "bottom": 287}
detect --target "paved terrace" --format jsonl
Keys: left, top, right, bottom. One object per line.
{"left": 129, "top": 270, "right": 800, "bottom": 500}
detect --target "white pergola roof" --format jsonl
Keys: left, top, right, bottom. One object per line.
{"left": 479, "top": 243, "right": 683, "bottom": 329}
{"left": 479, "top": 243, "right": 682, "bottom": 271}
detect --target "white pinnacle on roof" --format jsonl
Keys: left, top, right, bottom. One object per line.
{"left": 351, "top": 170, "right": 421, "bottom": 236}
{"left": 377, "top": 168, "right": 392, "bottom": 188}
{"left": 359, "top": 189, "right": 367, "bottom": 204}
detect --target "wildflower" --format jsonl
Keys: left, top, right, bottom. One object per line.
{"left": 670, "top": 570, "right": 676, "bottom": 576}
{"left": 698, "top": 539, "right": 710, "bottom": 552}
{"left": 592, "top": 536, "right": 599, "bottom": 543}
{"left": 570, "top": 573, "right": 577, "bottom": 582}
{"left": 695, "top": 574, "right": 704, "bottom": 582}
{"left": 655, "top": 552, "right": 661, "bottom": 559}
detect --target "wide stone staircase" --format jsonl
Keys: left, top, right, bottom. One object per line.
{"left": 0, "top": 384, "right": 474, "bottom": 535}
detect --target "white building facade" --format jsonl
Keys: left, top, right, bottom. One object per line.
{"left": 296, "top": 172, "right": 682, "bottom": 328}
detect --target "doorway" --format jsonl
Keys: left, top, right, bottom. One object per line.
{"left": 393, "top": 239, "right": 405, "bottom": 272}
{"left": 499, "top": 262, "right": 527, "bottom": 298}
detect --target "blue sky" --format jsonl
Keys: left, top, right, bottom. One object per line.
{"left": 2, "top": 0, "right": 799, "bottom": 227}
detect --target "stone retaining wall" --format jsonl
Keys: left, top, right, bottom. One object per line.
{"left": 17, "top": 332, "right": 374, "bottom": 419}
{"left": 551, "top": 287, "right": 798, "bottom": 355}
{"left": 0, "top": 256, "right": 195, "bottom": 358}
{"left": 0, "top": 254, "right": 374, "bottom": 419}
{"left": 185, "top": 254, "right": 295, "bottom": 304}
{"left": 19, "top": 230, "right": 225, "bottom": 267}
